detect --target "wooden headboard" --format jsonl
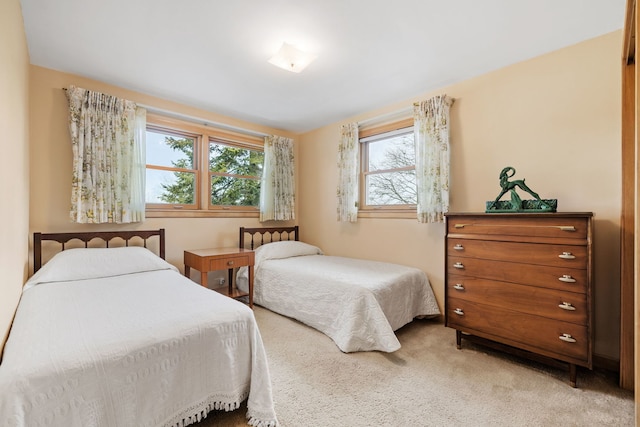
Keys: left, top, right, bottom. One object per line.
{"left": 239, "top": 226, "right": 299, "bottom": 250}
{"left": 33, "top": 229, "right": 166, "bottom": 273}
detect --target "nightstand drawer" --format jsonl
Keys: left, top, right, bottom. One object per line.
{"left": 209, "top": 255, "right": 251, "bottom": 270}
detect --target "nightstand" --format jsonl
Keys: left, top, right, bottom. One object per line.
{"left": 184, "top": 247, "right": 255, "bottom": 308}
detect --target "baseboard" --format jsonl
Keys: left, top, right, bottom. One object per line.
{"left": 431, "top": 314, "right": 445, "bottom": 324}
{"left": 593, "top": 353, "right": 619, "bottom": 373}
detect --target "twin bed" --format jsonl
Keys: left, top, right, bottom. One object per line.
{"left": 0, "top": 230, "right": 277, "bottom": 427}
{"left": 0, "top": 226, "right": 440, "bottom": 426}
{"left": 237, "top": 226, "right": 440, "bottom": 353}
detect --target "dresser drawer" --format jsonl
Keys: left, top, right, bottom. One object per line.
{"left": 447, "top": 275, "right": 587, "bottom": 325}
{"left": 447, "top": 238, "right": 587, "bottom": 269}
{"left": 209, "top": 254, "right": 252, "bottom": 270}
{"left": 447, "top": 215, "right": 589, "bottom": 240}
{"left": 447, "top": 298, "right": 589, "bottom": 362}
{"left": 447, "top": 256, "right": 588, "bottom": 293}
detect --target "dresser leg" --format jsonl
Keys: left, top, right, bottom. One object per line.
{"left": 456, "top": 330, "right": 462, "bottom": 349}
{"left": 569, "top": 363, "right": 577, "bottom": 388}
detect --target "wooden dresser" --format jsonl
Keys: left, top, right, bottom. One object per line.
{"left": 444, "top": 212, "right": 593, "bottom": 387}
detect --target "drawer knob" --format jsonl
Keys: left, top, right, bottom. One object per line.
{"left": 453, "top": 284, "right": 465, "bottom": 291}
{"left": 558, "top": 275, "right": 576, "bottom": 283}
{"left": 558, "top": 252, "right": 576, "bottom": 260}
{"left": 453, "top": 262, "right": 464, "bottom": 269}
{"left": 227, "top": 260, "right": 235, "bottom": 266}
{"left": 453, "top": 244, "right": 464, "bottom": 251}
{"left": 558, "top": 302, "right": 576, "bottom": 311}
{"left": 454, "top": 308, "right": 464, "bottom": 316}
{"left": 559, "top": 333, "right": 577, "bottom": 343}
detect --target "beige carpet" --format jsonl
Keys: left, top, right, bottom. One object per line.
{"left": 197, "top": 306, "right": 634, "bottom": 427}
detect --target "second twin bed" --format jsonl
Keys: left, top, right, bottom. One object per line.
{"left": 236, "top": 226, "right": 441, "bottom": 353}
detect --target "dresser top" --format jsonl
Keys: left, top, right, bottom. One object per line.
{"left": 445, "top": 212, "right": 593, "bottom": 218}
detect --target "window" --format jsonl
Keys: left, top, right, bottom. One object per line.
{"left": 360, "top": 120, "right": 416, "bottom": 211}
{"left": 146, "top": 127, "right": 199, "bottom": 209}
{"left": 208, "top": 140, "right": 264, "bottom": 208}
{"left": 145, "top": 114, "right": 264, "bottom": 217}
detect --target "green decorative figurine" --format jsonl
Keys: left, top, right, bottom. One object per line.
{"left": 485, "top": 166, "right": 557, "bottom": 213}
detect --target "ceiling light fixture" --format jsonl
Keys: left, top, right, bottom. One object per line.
{"left": 268, "top": 42, "right": 317, "bottom": 73}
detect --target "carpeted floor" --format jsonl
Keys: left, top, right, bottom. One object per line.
{"left": 196, "top": 306, "right": 634, "bottom": 427}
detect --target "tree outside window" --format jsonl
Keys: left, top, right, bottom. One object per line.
{"left": 146, "top": 128, "right": 197, "bottom": 207}
{"left": 362, "top": 128, "right": 416, "bottom": 208}
{"left": 145, "top": 124, "right": 264, "bottom": 211}
{"left": 209, "top": 141, "right": 263, "bottom": 207}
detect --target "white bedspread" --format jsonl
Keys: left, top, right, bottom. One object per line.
{"left": 0, "top": 248, "right": 277, "bottom": 427}
{"left": 238, "top": 243, "right": 440, "bottom": 353}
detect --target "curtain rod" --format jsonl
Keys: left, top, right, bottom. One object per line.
{"left": 62, "top": 87, "right": 270, "bottom": 138}
{"left": 357, "top": 106, "right": 413, "bottom": 128}
{"left": 357, "top": 96, "right": 455, "bottom": 128}
{"left": 139, "top": 104, "right": 270, "bottom": 138}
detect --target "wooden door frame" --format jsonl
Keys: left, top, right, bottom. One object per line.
{"left": 621, "top": 0, "right": 636, "bottom": 393}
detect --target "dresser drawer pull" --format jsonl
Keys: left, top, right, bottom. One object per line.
{"left": 454, "top": 308, "right": 464, "bottom": 316}
{"left": 558, "top": 275, "right": 576, "bottom": 283}
{"left": 559, "top": 302, "right": 576, "bottom": 311}
{"left": 454, "top": 224, "right": 467, "bottom": 229}
{"left": 453, "top": 284, "right": 465, "bottom": 291}
{"left": 559, "top": 333, "right": 577, "bottom": 343}
{"left": 558, "top": 252, "right": 576, "bottom": 260}
{"left": 227, "top": 260, "right": 235, "bottom": 266}
{"left": 558, "top": 226, "right": 576, "bottom": 232}
{"left": 453, "top": 262, "right": 464, "bottom": 269}
{"left": 453, "top": 244, "right": 464, "bottom": 251}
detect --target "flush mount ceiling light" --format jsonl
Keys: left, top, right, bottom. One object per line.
{"left": 268, "top": 42, "right": 317, "bottom": 73}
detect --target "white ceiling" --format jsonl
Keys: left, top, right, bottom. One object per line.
{"left": 20, "top": 0, "right": 626, "bottom": 133}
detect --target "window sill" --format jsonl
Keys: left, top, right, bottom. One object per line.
{"left": 358, "top": 209, "right": 417, "bottom": 219}
{"left": 145, "top": 209, "right": 259, "bottom": 218}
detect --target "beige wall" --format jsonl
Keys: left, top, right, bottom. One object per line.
{"left": 0, "top": 0, "right": 30, "bottom": 356}
{"left": 28, "top": 66, "right": 298, "bottom": 280}
{"left": 298, "top": 31, "right": 622, "bottom": 360}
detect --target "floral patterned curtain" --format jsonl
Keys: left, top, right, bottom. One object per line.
{"left": 66, "top": 85, "right": 146, "bottom": 223}
{"left": 259, "top": 135, "right": 295, "bottom": 221}
{"left": 337, "top": 122, "right": 359, "bottom": 222}
{"left": 413, "top": 95, "right": 453, "bottom": 223}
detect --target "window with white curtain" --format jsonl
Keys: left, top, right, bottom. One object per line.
{"left": 356, "top": 94, "right": 452, "bottom": 221}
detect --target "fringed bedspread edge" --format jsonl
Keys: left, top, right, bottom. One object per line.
{"left": 165, "top": 392, "right": 278, "bottom": 427}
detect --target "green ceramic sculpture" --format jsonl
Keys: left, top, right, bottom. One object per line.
{"left": 485, "top": 167, "right": 557, "bottom": 213}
